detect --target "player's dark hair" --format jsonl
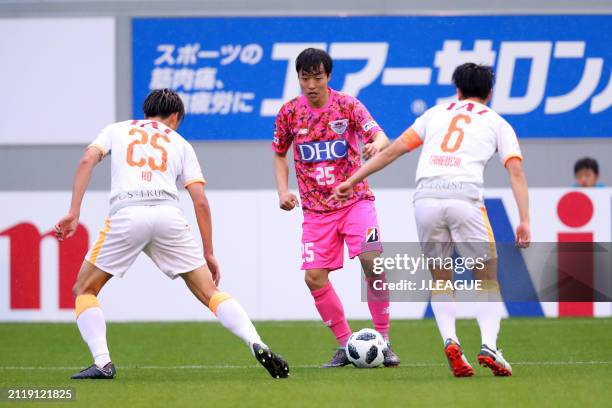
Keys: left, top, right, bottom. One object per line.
{"left": 295, "top": 48, "right": 332, "bottom": 76}
{"left": 574, "top": 157, "right": 599, "bottom": 175}
{"left": 143, "top": 89, "right": 185, "bottom": 122}
{"left": 452, "top": 63, "right": 495, "bottom": 100}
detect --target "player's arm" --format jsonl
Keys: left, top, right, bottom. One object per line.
{"left": 186, "top": 182, "right": 221, "bottom": 284}
{"left": 274, "top": 151, "right": 299, "bottom": 211}
{"left": 55, "top": 147, "right": 102, "bottom": 240}
{"left": 506, "top": 158, "right": 531, "bottom": 248}
{"left": 334, "top": 128, "right": 418, "bottom": 200}
{"left": 363, "top": 131, "right": 390, "bottom": 160}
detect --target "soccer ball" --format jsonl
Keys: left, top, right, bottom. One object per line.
{"left": 346, "top": 328, "right": 386, "bottom": 368}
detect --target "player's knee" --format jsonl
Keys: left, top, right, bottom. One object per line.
{"left": 72, "top": 281, "right": 98, "bottom": 298}
{"left": 72, "top": 282, "right": 87, "bottom": 298}
{"left": 359, "top": 251, "right": 381, "bottom": 273}
{"left": 359, "top": 251, "right": 381, "bottom": 263}
{"left": 476, "top": 258, "right": 498, "bottom": 280}
{"left": 304, "top": 270, "right": 328, "bottom": 290}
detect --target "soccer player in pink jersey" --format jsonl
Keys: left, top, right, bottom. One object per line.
{"left": 273, "top": 48, "right": 400, "bottom": 367}
{"left": 55, "top": 89, "right": 289, "bottom": 379}
{"left": 334, "top": 63, "right": 531, "bottom": 377}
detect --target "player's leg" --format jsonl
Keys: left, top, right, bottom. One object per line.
{"left": 301, "top": 211, "right": 352, "bottom": 367}
{"left": 70, "top": 260, "right": 115, "bottom": 379}
{"left": 342, "top": 201, "right": 389, "bottom": 338}
{"left": 358, "top": 251, "right": 389, "bottom": 341}
{"left": 449, "top": 200, "right": 511, "bottom": 376}
{"left": 416, "top": 198, "right": 473, "bottom": 377}
{"left": 472, "top": 258, "right": 503, "bottom": 351}
{"left": 181, "top": 265, "right": 289, "bottom": 378}
{"left": 305, "top": 267, "right": 351, "bottom": 348}
{"left": 415, "top": 199, "right": 458, "bottom": 343}
{"left": 342, "top": 200, "right": 399, "bottom": 366}
{"left": 430, "top": 263, "right": 473, "bottom": 377}
{"left": 148, "top": 205, "right": 288, "bottom": 378}
{"left": 471, "top": 258, "right": 512, "bottom": 376}
{"left": 70, "top": 208, "right": 147, "bottom": 379}
{"left": 305, "top": 267, "right": 352, "bottom": 367}
{"left": 358, "top": 251, "right": 401, "bottom": 367}
{"left": 429, "top": 265, "right": 457, "bottom": 342}
{"left": 181, "top": 264, "right": 262, "bottom": 347}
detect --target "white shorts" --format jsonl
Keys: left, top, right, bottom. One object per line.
{"left": 414, "top": 198, "right": 496, "bottom": 260}
{"left": 86, "top": 205, "right": 205, "bottom": 279}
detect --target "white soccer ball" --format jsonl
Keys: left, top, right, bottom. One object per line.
{"left": 346, "top": 328, "right": 386, "bottom": 368}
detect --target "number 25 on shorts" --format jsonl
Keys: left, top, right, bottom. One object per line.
{"left": 302, "top": 242, "right": 315, "bottom": 262}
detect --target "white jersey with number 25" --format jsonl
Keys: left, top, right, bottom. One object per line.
{"left": 89, "top": 119, "right": 205, "bottom": 214}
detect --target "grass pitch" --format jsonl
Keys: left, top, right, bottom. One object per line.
{"left": 1, "top": 318, "right": 611, "bottom": 407}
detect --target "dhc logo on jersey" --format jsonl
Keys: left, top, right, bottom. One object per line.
{"left": 297, "top": 139, "right": 348, "bottom": 162}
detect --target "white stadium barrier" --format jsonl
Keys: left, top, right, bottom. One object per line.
{"left": 1, "top": 188, "right": 610, "bottom": 321}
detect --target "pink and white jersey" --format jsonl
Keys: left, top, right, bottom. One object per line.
{"left": 272, "top": 88, "right": 382, "bottom": 213}
{"left": 403, "top": 100, "right": 522, "bottom": 201}
{"left": 89, "top": 120, "right": 205, "bottom": 215}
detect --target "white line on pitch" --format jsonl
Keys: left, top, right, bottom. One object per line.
{"left": 1, "top": 361, "right": 611, "bottom": 371}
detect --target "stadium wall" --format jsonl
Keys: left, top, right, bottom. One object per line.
{"left": 1, "top": 188, "right": 610, "bottom": 321}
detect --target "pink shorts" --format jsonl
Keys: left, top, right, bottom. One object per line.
{"left": 301, "top": 199, "right": 383, "bottom": 271}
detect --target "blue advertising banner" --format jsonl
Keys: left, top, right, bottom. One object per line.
{"left": 133, "top": 16, "right": 612, "bottom": 140}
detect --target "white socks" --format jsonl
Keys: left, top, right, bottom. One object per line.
{"left": 431, "top": 290, "right": 503, "bottom": 350}
{"left": 77, "top": 307, "right": 111, "bottom": 368}
{"left": 215, "top": 297, "right": 263, "bottom": 349}
{"left": 75, "top": 294, "right": 263, "bottom": 367}
{"left": 475, "top": 290, "right": 503, "bottom": 350}
{"left": 431, "top": 292, "right": 458, "bottom": 343}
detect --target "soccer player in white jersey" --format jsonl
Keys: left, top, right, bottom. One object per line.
{"left": 333, "top": 63, "right": 530, "bottom": 377}
{"left": 55, "top": 89, "right": 289, "bottom": 380}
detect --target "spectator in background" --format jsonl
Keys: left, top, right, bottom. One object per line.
{"left": 574, "top": 158, "right": 605, "bottom": 187}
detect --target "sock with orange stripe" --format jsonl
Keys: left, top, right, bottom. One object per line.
{"left": 75, "top": 294, "right": 111, "bottom": 368}
{"left": 475, "top": 280, "right": 503, "bottom": 350}
{"left": 209, "top": 292, "right": 263, "bottom": 351}
{"left": 431, "top": 290, "right": 458, "bottom": 343}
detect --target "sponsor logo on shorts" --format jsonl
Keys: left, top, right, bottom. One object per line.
{"left": 366, "top": 227, "right": 379, "bottom": 243}
{"left": 362, "top": 120, "right": 378, "bottom": 133}
{"left": 329, "top": 119, "right": 348, "bottom": 135}
{"left": 296, "top": 139, "right": 348, "bottom": 162}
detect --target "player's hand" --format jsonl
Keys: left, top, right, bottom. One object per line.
{"left": 279, "top": 191, "right": 299, "bottom": 211}
{"left": 332, "top": 181, "right": 354, "bottom": 202}
{"left": 205, "top": 253, "right": 221, "bottom": 286}
{"left": 362, "top": 143, "right": 380, "bottom": 160}
{"left": 515, "top": 221, "right": 531, "bottom": 248}
{"left": 54, "top": 213, "right": 79, "bottom": 241}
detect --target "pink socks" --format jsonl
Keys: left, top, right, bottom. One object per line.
{"left": 311, "top": 282, "right": 352, "bottom": 346}
{"left": 366, "top": 275, "right": 390, "bottom": 341}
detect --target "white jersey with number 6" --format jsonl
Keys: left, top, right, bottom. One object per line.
{"left": 402, "top": 100, "right": 522, "bottom": 201}
{"left": 89, "top": 120, "right": 205, "bottom": 215}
